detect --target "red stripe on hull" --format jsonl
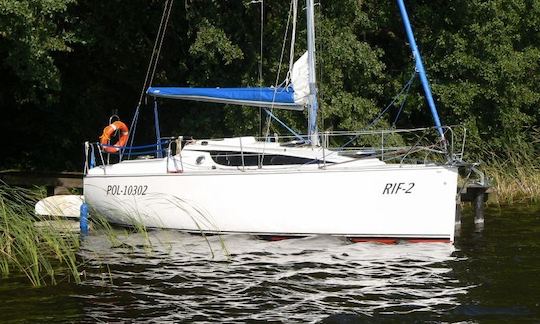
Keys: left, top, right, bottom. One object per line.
{"left": 256, "top": 236, "right": 451, "bottom": 244}
{"left": 348, "top": 237, "right": 451, "bottom": 244}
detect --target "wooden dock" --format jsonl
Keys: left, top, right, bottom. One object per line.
{"left": 0, "top": 170, "right": 83, "bottom": 196}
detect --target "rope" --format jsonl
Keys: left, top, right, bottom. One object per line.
{"left": 136, "top": 0, "right": 173, "bottom": 109}
{"left": 260, "top": 0, "right": 264, "bottom": 85}
{"left": 263, "top": 0, "right": 295, "bottom": 138}
{"left": 369, "top": 70, "right": 416, "bottom": 129}
{"left": 290, "top": 70, "right": 419, "bottom": 166}
{"left": 392, "top": 71, "right": 415, "bottom": 126}
{"left": 263, "top": 108, "right": 303, "bottom": 141}
{"left": 286, "top": 0, "right": 298, "bottom": 85}
{"left": 148, "top": 0, "right": 174, "bottom": 88}
{"left": 274, "top": 0, "right": 294, "bottom": 89}
{"left": 248, "top": 0, "right": 267, "bottom": 166}
{"left": 126, "top": 0, "right": 174, "bottom": 158}
{"left": 258, "top": 0, "right": 265, "bottom": 143}
{"left": 259, "top": 0, "right": 297, "bottom": 166}
{"left": 337, "top": 70, "right": 417, "bottom": 150}
{"left": 125, "top": 107, "right": 140, "bottom": 157}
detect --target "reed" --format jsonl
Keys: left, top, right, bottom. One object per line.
{"left": 0, "top": 183, "right": 227, "bottom": 286}
{"left": 88, "top": 196, "right": 230, "bottom": 259}
{"left": 0, "top": 183, "right": 81, "bottom": 286}
{"left": 480, "top": 145, "right": 540, "bottom": 206}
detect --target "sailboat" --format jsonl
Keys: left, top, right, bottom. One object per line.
{"left": 83, "top": 0, "right": 464, "bottom": 243}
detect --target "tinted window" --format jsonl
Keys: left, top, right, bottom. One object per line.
{"left": 207, "top": 151, "right": 321, "bottom": 166}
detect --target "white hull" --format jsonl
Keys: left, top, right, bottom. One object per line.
{"left": 84, "top": 157, "right": 458, "bottom": 242}
{"left": 82, "top": 0, "right": 466, "bottom": 243}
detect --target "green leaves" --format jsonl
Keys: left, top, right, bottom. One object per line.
{"left": 0, "top": 0, "right": 538, "bottom": 169}
{"left": 417, "top": 0, "right": 540, "bottom": 156}
{"left": 0, "top": 0, "right": 76, "bottom": 105}
{"left": 189, "top": 19, "right": 244, "bottom": 66}
{"left": 316, "top": 5, "right": 386, "bottom": 131}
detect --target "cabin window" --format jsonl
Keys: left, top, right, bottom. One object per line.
{"left": 207, "top": 151, "right": 322, "bottom": 166}
{"left": 196, "top": 156, "right": 205, "bottom": 165}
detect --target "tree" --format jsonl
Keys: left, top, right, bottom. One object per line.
{"left": 408, "top": 0, "right": 540, "bottom": 156}
{"left": 0, "top": 0, "right": 538, "bottom": 171}
{"left": 0, "top": 0, "right": 77, "bottom": 169}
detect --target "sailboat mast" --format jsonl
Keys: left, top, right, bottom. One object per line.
{"left": 306, "top": 0, "right": 319, "bottom": 145}
{"left": 396, "top": 0, "right": 445, "bottom": 140}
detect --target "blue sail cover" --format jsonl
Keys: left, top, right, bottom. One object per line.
{"left": 146, "top": 86, "right": 305, "bottom": 111}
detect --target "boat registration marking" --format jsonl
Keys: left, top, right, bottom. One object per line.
{"left": 106, "top": 185, "right": 148, "bottom": 196}
{"left": 382, "top": 182, "right": 415, "bottom": 195}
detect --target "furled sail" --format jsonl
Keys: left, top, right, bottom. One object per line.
{"left": 147, "top": 53, "right": 310, "bottom": 111}
{"left": 290, "top": 51, "right": 309, "bottom": 106}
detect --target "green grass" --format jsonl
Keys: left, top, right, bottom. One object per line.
{"left": 0, "top": 184, "right": 161, "bottom": 287}
{"left": 0, "top": 180, "right": 236, "bottom": 287}
{"left": 481, "top": 149, "right": 540, "bottom": 206}
{"left": 0, "top": 183, "right": 81, "bottom": 287}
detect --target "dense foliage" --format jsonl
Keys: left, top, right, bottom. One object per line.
{"left": 0, "top": 0, "right": 538, "bottom": 171}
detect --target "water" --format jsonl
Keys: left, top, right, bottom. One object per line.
{"left": 1, "top": 204, "right": 539, "bottom": 322}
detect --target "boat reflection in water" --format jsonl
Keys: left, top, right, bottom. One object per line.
{"left": 77, "top": 230, "right": 469, "bottom": 322}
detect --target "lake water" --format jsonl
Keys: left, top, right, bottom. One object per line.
{"left": 1, "top": 204, "right": 539, "bottom": 322}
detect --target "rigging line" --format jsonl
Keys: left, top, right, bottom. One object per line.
{"left": 249, "top": 0, "right": 264, "bottom": 84}
{"left": 264, "top": 109, "right": 304, "bottom": 141}
{"left": 259, "top": 0, "right": 264, "bottom": 143}
{"left": 392, "top": 73, "right": 416, "bottom": 127}
{"left": 321, "top": 69, "right": 417, "bottom": 156}
{"left": 260, "top": 0, "right": 264, "bottom": 85}
{"left": 264, "top": 0, "right": 294, "bottom": 134}
{"left": 136, "top": 0, "right": 172, "bottom": 109}
{"left": 128, "top": 0, "right": 173, "bottom": 153}
{"left": 125, "top": 107, "right": 141, "bottom": 157}
{"left": 261, "top": 0, "right": 295, "bottom": 166}
{"left": 274, "top": 0, "right": 294, "bottom": 88}
{"left": 286, "top": 0, "right": 298, "bottom": 84}
{"left": 249, "top": 0, "right": 265, "bottom": 165}
{"left": 148, "top": 0, "right": 175, "bottom": 87}
{"left": 370, "top": 70, "right": 416, "bottom": 128}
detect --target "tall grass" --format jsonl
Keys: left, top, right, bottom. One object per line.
{"left": 479, "top": 130, "right": 540, "bottom": 205}
{"left": 483, "top": 153, "right": 540, "bottom": 205}
{"left": 0, "top": 183, "right": 230, "bottom": 286}
{"left": 0, "top": 183, "right": 81, "bottom": 286}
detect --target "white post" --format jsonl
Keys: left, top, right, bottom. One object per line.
{"left": 240, "top": 137, "right": 245, "bottom": 171}
{"left": 84, "top": 141, "right": 89, "bottom": 174}
{"left": 178, "top": 136, "right": 184, "bottom": 173}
